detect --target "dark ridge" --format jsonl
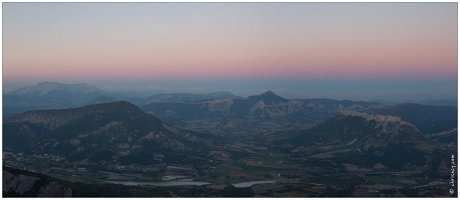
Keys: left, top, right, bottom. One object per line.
{"left": 6, "top": 101, "right": 143, "bottom": 124}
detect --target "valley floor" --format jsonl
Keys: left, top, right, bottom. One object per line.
{"left": 3, "top": 145, "right": 455, "bottom": 197}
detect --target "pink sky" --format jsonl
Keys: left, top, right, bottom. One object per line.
{"left": 2, "top": 3, "right": 458, "bottom": 85}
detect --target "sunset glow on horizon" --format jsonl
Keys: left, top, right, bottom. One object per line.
{"left": 2, "top": 2, "right": 458, "bottom": 101}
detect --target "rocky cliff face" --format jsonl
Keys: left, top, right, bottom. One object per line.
{"left": 3, "top": 170, "right": 72, "bottom": 197}
{"left": 340, "top": 110, "right": 419, "bottom": 134}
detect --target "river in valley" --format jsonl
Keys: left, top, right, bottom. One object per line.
{"left": 105, "top": 180, "right": 212, "bottom": 187}
{"left": 105, "top": 178, "right": 300, "bottom": 188}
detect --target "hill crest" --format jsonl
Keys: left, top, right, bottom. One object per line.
{"left": 6, "top": 101, "right": 143, "bottom": 129}
{"left": 11, "top": 82, "right": 103, "bottom": 96}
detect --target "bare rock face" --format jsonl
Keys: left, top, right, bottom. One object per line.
{"left": 3, "top": 170, "right": 72, "bottom": 197}
{"left": 202, "top": 99, "right": 234, "bottom": 112}
{"left": 37, "top": 181, "right": 72, "bottom": 197}
{"left": 3, "top": 170, "right": 39, "bottom": 195}
{"left": 340, "top": 109, "right": 418, "bottom": 131}
{"left": 340, "top": 110, "right": 402, "bottom": 121}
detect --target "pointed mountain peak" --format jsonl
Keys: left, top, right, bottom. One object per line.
{"left": 248, "top": 90, "right": 288, "bottom": 105}
{"left": 262, "top": 90, "right": 275, "bottom": 95}
{"left": 256, "top": 90, "right": 282, "bottom": 98}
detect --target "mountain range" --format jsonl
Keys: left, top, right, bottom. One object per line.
{"left": 3, "top": 101, "right": 218, "bottom": 165}
{"left": 280, "top": 110, "right": 454, "bottom": 177}
{"left": 3, "top": 82, "right": 107, "bottom": 118}
{"left": 11, "top": 82, "right": 103, "bottom": 97}
{"left": 4, "top": 101, "right": 456, "bottom": 180}
{"left": 3, "top": 82, "right": 238, "bottom": 118}
{"left": 141, "top": 90, "right": 386, "bottom": 135}
{"left": 124, "top": 91, "right": 238, "bottom": 107}
{"left": 2, "top": 81, "right": 457, "bottom": 197}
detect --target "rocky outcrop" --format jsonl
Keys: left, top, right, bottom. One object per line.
{"left": 3, "top": 170, "right": 72, "bottom": 197}
{"left": 340, "top": 110, "right": 413, "bottom": 125}
{"left": 37, "top": 181, "right": 72, "bottom": 197}
{"left": 201, "top": 99, "right": 234, "bottom": 112}
{"left": 339, "top": 110, "right": 421, "bottom": 138}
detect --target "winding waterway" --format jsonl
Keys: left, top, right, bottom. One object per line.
{"left": 105, "top": 180, "right": 212, "bottom": 187}
{"left": 232, "top": 180, "right": 277, "bottom": 188}
{"left": 105, "top": 179, "right": 299, "bottom": 188}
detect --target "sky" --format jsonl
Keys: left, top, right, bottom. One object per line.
{"left": 2, "top": 2, "right": 458, "bottom": 101}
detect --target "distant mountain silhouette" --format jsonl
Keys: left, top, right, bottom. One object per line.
{"left": 144, "top": 92, "right": 238, "bottom": 104}
{"left": 84, "top": 95, "right": 118, "bottom": 105}
{"left": 3, "top": 82, "right": 240, "bottom": 117}
{"left": 373, "top": 99, "right": 457, "bottom": 107}
{"left": 4, "top": 82, "right": 106, "bottom": 116}
{"left": 11, "top": 81, "right": 104, "bottom": 98}
{"left": 372, "top": 103, "right": 457, "bottom": 135}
